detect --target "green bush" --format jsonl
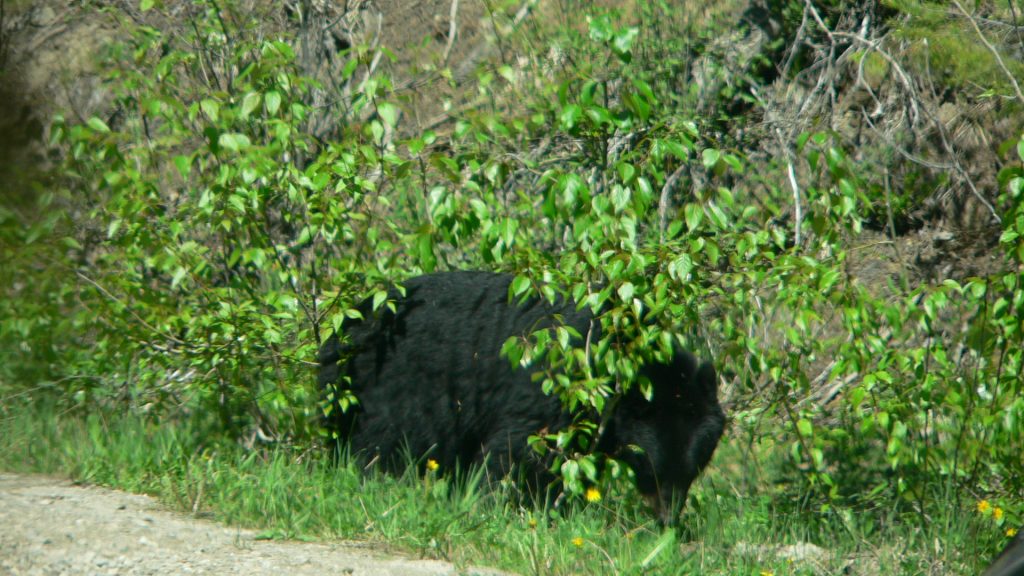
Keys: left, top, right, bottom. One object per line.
{"left": 1, "top": 0, "right": 1020, "bottom": 537}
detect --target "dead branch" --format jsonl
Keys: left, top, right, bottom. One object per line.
{"left": 952, "top": 0, "right": 1024, "bottom": 104}
{"left": 443, "top": 0, "right": 459, "bottom": 64}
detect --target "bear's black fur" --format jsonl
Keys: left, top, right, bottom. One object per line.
{"left": 318, "top": 271, "right": 725, "bottom": 524}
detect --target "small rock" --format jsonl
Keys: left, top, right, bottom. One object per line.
{"left": 776, "top": 542, "right": 830, "bottom": 564}
{"left": 31, "top": 6, "right": 57, "bottom": 26}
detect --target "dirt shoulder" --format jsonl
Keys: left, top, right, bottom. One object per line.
{"left": 0, "top": 473, "right": 507, "bottom": 576}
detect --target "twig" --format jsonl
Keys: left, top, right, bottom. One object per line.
{"left": 658, "top": 164, "right": 687, "bottom": 242}
{"left": 780, "top": 2, "right": 809, "bottom": 79}
{"left": 1008, "top": 0, "right": 1024, "bottom": 50}
{"left": 74, "top": 270, "right": 189, "bottom": 347}
{"left": 828, "top": 31, "right": 920, "bottom": 125}
{"left": 774, "top": 128, "right": 803, "bottom": 248}
{"left": 787, "top": 157, "right": 802, "bottom": 248}
{"left": 355, "top": 12, "right": 383, "bottom": 96}
{"left": 952, "top": 0, "right": 1024, "bottom": 103}
{"left": 443, "top": 0, "right": 459, "bottom": 64}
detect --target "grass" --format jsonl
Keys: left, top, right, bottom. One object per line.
{"left": 0, "top": 400, "right": 1006, "bottom": 575}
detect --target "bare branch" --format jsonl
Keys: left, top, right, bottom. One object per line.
{"left": 952, "top": 0, "right": 1024, "bottom": 103}
{"left": 443, "top": 0, "right": 459, "bottom": 64}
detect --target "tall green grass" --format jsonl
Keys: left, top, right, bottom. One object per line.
{"left": 0, "top": 401, "right": 1000, "bottom": 575}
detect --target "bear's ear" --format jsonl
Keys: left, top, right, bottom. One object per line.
{"left": 694, "top": 361, "right": 718, "bottom": 399}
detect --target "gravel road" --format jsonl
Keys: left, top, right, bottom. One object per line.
{"left": 0, "top": 473, "right": 507, "bottom": 576}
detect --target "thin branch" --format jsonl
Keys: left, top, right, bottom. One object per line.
{"left": 787, "top": 157, "right": 803, "bottom": 248}
{"left": 74, "top": 270, "right": 189, "bottom": 347}
{"left": 443, "top": 0, "right": 459, "bottom": 64}
{"left": 355, "top": 13, "right": 383, "bottom": 97}
{"left": 658, "top": 164, "right": 687, "bottom": 243}
{"left": 952, "top": 0, "right": 1024, "bottom": 103}
{"left": 827, "top": 31, "right": 921, "bottom": 125}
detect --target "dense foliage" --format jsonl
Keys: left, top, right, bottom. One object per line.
{"left": 1, "top": 0, "right": 1021, "bottom": 543}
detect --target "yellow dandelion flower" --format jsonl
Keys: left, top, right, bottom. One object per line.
{"left": 528, "top": 518, "right": 538, "bottom": 529}
{"left": 994, "top": 507, "right": 1004, "bottom": 521}
{"left": 1008, "top": 528, "right": 1018, "bottom": 538}
{"left": 760, "top": 571, "right": 774, "bottom": 576}
{"left": 978, "top": 500, "right": 992, "bottom": 514}
{"left": 585, "top": 487, "right": 602, "bottom": 503}
{"left": 426, "top": 459, "right": 439, "bottom": 472}
{"left": 572, "top": 536, "right": 585, "bottom": 547}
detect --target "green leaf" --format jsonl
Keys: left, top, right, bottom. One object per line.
{"left": 587, "top": 14, "right": 612, "bottom": 42}
{"left": 229, "top": 194, "right": 247, "bottom": 214}
{"left": 611, "top": 27, "right": 638, "bottom": 60}
{"left": 585, "top": 106, "right": 614, "bottom": 127}
{"left": 579, "top": 456, "right": 598, "bottom": 481}
{"left": 241, "top": 92, "right": 261, "bottom": 119}
{"left": 618, "top": 282, "right": 635, "bottom": 302}
{"left": 342, "top": 58, "right": 358, "bottom": 80}
{"left": 701, "top": 148, "right": 720, "bottom": 170}
{"left": 623, "top": 90, "right": 650, "bottom": 123}
{"left": 796, "top": 132, "right": 811, "bottom": 151}
{"left": 617, "top": 162, "right": 636, "bottom": 183}
{"left": 372, "top": 290, "right": 389, "bottom": 311}
{"left": 270, "top": 41, "right": 295, "bottom": 61}
{"left": 369, "top": 120, "right": 384, "bottom": 143}
{"left": 722, "top": 154, "right": 744, "bottom": 173}
{"left": 500, "top": 218, "right": 518, "bottom": 247}
{"left": 556, "top": 327, "right": 570, "bottom": 349}
{"left": 878, "top": 411, "right": 890, "bottom": 429}
{"left": 265, "top": 91, "right": 282, "bottom": 116}
{"left": 559, "top": 104, "right": 581, "bottom": 130}
{"left": 171, "top": 266, "right": 188, "bottom": 289}
{"left": 59, "top": 236, "right": 82, "bottom": 251}
{"left": 707, "top": 202, "right": 728, "bottom": 229}
{"left": 218, "top": 133, "right": 251, "bottom": 152}
{"left": 295, "top": 225, "right": 313, "bottom": 247}
{"left": 1010, "top": 177, "right": 1024, "bottom": 198}
{"left": 377, "top": 102, "right": 399, "bottom": 128}
{"left": 417, "top": 232, "right": 437, "bottom": 272}
{"left": 684, "top": 203, "right": 703, "bottom": 231}
{"left": 511, "top": 275, "right": 531, "bottom": 298}
{"left": 87, "top": 117, "right": 110, "bottom": 133}
{"left": 501, "top": 337, "right": 525, "bottom": 367}
{"left": 200, "top": 99, "right": 220, "bottom": 122}
{"left": 669, "top": 254, "right": 693, "bottom": 280}
{"left": 173, "top": 155, "right": 191, "bottom": 180}
{"left": 797, "top": 418, "right": 813, "bottom": 437}
{"left": 827, "top": 147, "right": 845, "bottom": 172}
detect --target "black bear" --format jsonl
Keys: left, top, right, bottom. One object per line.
{"left": 318, "top": 271, "right": 725, "bottom": 524}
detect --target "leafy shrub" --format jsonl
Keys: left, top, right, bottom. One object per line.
{"left": 1, "top": 0, "right": 1020, "bottom": 532}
